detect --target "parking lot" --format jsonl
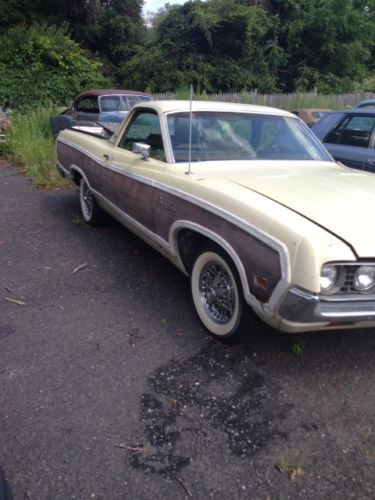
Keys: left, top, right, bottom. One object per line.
{"left": 0, "top": 161, "right": 374, "bottom": 499}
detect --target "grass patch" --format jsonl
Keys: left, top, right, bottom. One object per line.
{"left": 3, "top": 105, "right": 69, "bottom": 189}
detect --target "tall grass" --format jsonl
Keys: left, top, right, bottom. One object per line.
{"left": 3, "top": 105, "right": 68, "bottom": 188}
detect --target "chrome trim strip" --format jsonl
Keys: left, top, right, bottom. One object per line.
{"left": 56, "top": 161, "right": 72, "bottom": 179}
{"left": 58, "top": 137, "right": 107, "bottom": 166}
{"left": 169, "top": 221, "right": 265, "bottom": 313}
{"left": 68, "top": 165, "right": 187, "bottom": 272}
{"left": 94, "top": 189, "right": 170, "bottom": 251}
{"left": 59, "top": 137, "right": 291, "bottom": 315}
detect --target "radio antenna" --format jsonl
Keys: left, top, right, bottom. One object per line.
{"left": 186, "top": 83, "right": 193, "bottom": 175}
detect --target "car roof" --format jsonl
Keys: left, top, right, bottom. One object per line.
{"left": 75, "top": 89, "right": 153, "bottom": 99}
{"left": 331, "top": 108, "right": 375, "bottom": 115}
{"left": 133, "top": 100, "right": 295, "bottom": 117}
{"left": 354, "top": 98, "right": 375, "bottom": 108}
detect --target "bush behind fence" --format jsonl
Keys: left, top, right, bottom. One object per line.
{"left": 155, "top": 91, "right": 375, "bottom": 109}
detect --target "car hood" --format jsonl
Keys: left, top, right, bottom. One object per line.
{"left": 207, "top": 160, "right": 375, "bottom": 257}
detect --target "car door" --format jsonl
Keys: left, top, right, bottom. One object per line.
{"left": 365, "top": 128, "right": 375, "bottom": 172}
{"left": 323, "top": 114, "right": 375, "bottom": 171}
{"left": 103, "top": 109, "right": 167, "bottom": 231}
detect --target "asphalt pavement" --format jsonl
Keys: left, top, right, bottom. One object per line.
{"left": 0, "top": 160, "right": 374, "bottom": 499}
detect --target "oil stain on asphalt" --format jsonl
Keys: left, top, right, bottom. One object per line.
{"left": 128, "top": 343, "right": 289, "bottom": 477}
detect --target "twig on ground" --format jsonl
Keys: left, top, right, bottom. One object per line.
{"left": 4, "top": 296, "right": 26, "bottom": 306}
{"left": 72, "top": 262, "right": 89, "bottom": 274}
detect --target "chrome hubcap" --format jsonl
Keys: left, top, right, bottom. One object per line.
{"left": 199, "top": 262, "right": 235, "bottom": 324}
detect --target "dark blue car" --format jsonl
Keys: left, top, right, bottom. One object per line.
{"left": 311, "top": 109, "right": 375, "bottom": 172}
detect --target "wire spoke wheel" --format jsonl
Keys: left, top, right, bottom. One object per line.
{"left": 199, "top": 262, "right": 236, "bottom": 324}
{"left": 191, "top": 247, "right": 244, "bottom": 341}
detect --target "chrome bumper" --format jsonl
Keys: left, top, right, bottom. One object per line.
{"left": 278, "top": 287, "right": 375, "bottom": 323}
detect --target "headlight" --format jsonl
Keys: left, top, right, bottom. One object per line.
{"left": 354, "top": 266, "right": 375, "bottom": 291}
{"left": 320, "top": 265, "right": 338, "bottom": 293}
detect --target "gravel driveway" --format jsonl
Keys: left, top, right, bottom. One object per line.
{"left": 0, "top": 161, "right": 374, "bottom": 499}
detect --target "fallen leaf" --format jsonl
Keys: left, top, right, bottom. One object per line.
{"left": 290, "top": 467, "right": 304, "bottom": 480}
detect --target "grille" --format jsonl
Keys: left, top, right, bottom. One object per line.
{"left": 335, "top": 264, "right": 375, "bottom": 294}
{"left": 339, "top": 265, "right": 357, "bottom": 293}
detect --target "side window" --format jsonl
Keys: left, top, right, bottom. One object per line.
{"left": 75, "top": 96, "right": 99, "bottom": 113}
{"left": 325, "top": 115, "right": 375, "bottom": 148}
{"left": 126, "top": 96, "right": 143, "bottom": 109}
{"left": 99, "top": 96, "right": 122, "bottom": 112}
{"left": 118, "top": 110, "right": 165, "bottom": 161}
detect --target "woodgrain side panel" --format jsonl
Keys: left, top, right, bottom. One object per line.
{"left": 152, "top": 190, "right": 281, "bottom": 301}
{"left": 58, "top": 140, "right": 281, "bottom": 301}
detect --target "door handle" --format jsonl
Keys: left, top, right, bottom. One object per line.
{"left": 103, "top": 154, "right": 114, "bottom": 161}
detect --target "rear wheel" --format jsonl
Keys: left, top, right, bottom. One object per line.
{"left": 191, "top": 245, "right": 246, "bottom": 343}
{"left": 79, "top": 179, "right": 109, "bottom": 226}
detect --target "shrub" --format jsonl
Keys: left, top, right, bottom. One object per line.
{"left": 4, "top": 105, "right": 68, "bottom": 188}
{"left": 0, "top": 24, "right": 108, "bottom": 108}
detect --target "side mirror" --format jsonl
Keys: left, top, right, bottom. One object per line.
{"left": 132, "top": 142, "right": 151, "bottom": 161}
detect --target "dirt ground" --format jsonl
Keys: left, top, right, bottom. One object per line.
{"left": 0, "top": 160, "right": 374, "bottom": 499}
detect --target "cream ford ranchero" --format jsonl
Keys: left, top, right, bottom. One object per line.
{"left": 56, "top": 100, "right": 375, "bottom": 342}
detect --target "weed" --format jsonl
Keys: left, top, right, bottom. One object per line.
{"left": 290, "top": 333, "right": 311, "bottom": 356}
{"left": 275, "top": 450, "right": 304, "bottom": 480}
{"left": 291, "top": 341, "right": 304, "bottom": 357}
{"left": 72, "top": 215, "right": 84, "bottom": 225}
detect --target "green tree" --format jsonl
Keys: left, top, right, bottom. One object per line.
{"left": 119, "top": 0, "right": 282, "bottom": 92}
{"left": 0, "top": 0, "right": 146, "bottom": 82}
{"left": 262, "top": 0, "right": 375, "bottom": 92}
{"left": 0, "top": 24, "right": 107, "bottom": 106}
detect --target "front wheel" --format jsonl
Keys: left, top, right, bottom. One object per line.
{"left": 191, "top": 246, "right": 246, "bottom": 343}
{"left": 79, "top": 178, "right": 109, "bottom": 226}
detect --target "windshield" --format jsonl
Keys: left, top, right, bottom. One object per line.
{"left": 167, "top": 112, "right": 331, "bottom": 163}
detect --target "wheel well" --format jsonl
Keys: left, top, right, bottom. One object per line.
{"left": 176, "top": 229, "right": 234, "bottom": 275}
{"left": 71, "top": 169, "right": 82, "bottom": 186}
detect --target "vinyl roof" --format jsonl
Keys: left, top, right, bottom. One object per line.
{"left": 74, "top": 89, "right": 153, "bottom": 99}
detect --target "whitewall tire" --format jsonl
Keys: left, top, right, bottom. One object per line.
{"left": 79, "top": 178, "right": 109, "bottom": 226}
{"left": 191, "top": 246, "right": 245, "bottom": 342}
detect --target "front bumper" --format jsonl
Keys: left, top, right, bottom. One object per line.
{"left": 278, "top": 287, "right": 375, "bottom": 324}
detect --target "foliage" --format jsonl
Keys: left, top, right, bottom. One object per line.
{"left": 118, "top": 0, "right": 281, "bottom": 92}
{"left": 3, "top": 105, "right": 68, "bottom": 188}
{"left": 0, "top": 0, "right": 374, "bottom": 98}
{"left": 0, "top": 24, "right": 108, "bottom": 107}
{"left": 271, "top": 0, "right": 375, "bottom": 92}
{"left": 0, "top": 0, "right": 146, "bottom": 83}
{"left": 116, "top": 0, "right": 375, "bottom": 93}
